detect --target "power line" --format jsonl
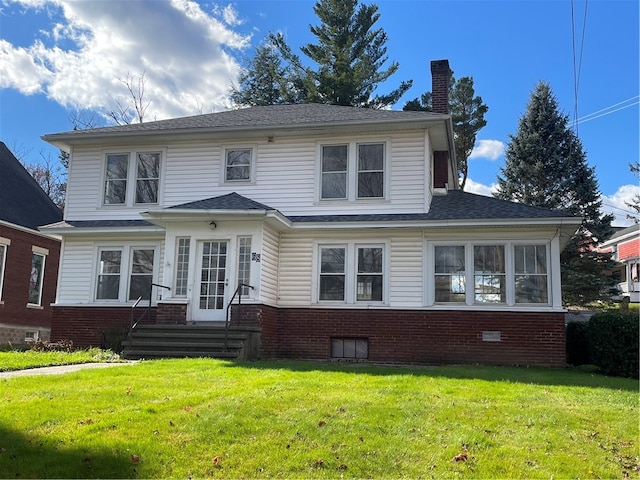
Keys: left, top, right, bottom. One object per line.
{"left": 570, "top": 0, "right": 588, "bottom": 135}
{"left": 568, "top": 96, "right": 640, "bottom": 126}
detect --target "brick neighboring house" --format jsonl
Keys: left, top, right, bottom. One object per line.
{"left": 41, "top": 60, "right": 582, "bottom": 366}
{"left": 0, "top": 142, "right": 63, "bottom": 344}
{"left": 599, "top": 225, "right": 640, "bottom": 303}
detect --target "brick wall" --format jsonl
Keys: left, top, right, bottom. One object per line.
{"left": 0, "top": 225, "right": 60, "bottom": 334}
{"left": 433, "top": 151, "right": 450, "bottom": 189}
{"left": 234, "top": 305, "right": 565, "bottom": 367}
{"left": 51, "top": 305, "right": 157, "bottom": 348}
{"left": 52, "top": 303, "right": 566, "bottom": 366}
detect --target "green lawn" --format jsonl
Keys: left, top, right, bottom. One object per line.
{"left": 0, "top": 358, "right": 637, "bottom": 479}
{"left": 0, "top": 347, "right": 120, "bottom": 371}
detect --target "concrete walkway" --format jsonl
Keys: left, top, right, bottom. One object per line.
{"left": 0, "top": 362, "right": 135, "bottom": 379}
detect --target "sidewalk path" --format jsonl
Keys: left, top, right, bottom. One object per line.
{"left": 0, "top": 362, "right": 135, "bottom": 379}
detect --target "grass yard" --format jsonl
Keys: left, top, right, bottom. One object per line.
{"left": 0, "top": 358, "right": 637, "bottom": 479}
{"left": 0, "top": 348, "right": 120, "bottom": 371}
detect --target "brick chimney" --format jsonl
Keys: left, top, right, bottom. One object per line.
{"left": 430, "top": 59, "right": 452, "bottom": 189}
{"left": 430, "top": 59, "right": 450, "bottom": 114}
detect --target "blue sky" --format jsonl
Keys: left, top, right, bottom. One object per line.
{"left": 1, "top": 0, "right": 638, "bottom": 225}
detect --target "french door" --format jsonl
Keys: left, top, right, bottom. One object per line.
{"left": 193, "top": 240, "right": 228, "bottom": 321}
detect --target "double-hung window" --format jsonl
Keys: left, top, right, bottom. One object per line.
{"left": 28, "top": 247, "right": 48, "bottom": 306}
{"left": 431, "top": 243, "right": 550, "bottom": 306}
{"left": 103, "top": 151, "right": 162, "bottom": 206}
{"left": 474, "top": 245, "right": 506, "bottom": 303}
{"left": 0, "top": 238, "right": 8, "bottom": 302}
{"left": 96, "top": 246, "right": 157, "bottom": 302}
{"left": 320, "top": 141, "right": 386, "bottom": 201}
{"left": 225, "top": 147, "right": 254, "bottom": 183}
{"left": 318, "top": 243, "right": 386, "bottom": 304}
{"left": 514, "top": 245, "right": 548, "bottom": 303}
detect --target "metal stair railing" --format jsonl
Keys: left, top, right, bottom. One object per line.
{"left": 224, "top": 283, "right": 254, "bottom": 351}
{"left": 129, "top": 282, "right": 171, "bottom": 336}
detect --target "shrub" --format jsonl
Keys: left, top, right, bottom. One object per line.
{"left": 566, "top": 321, "right": 591, "bottom": 366}
{"left": 588, "top": 312, "right": 639, "bottom": 378}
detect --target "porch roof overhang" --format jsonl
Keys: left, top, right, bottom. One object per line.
{"left": 139, "top": 208, "right": 292, "bottom": 230}
{"left": 39, "top": 219, "right": 166, "bottom": 236}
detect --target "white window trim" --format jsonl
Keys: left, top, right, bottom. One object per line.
{"left": 93, "top": 243, "right": 160, "bottom": 304}
{"left": 0, "top": 238, "right": 9, "bottom": 303}
{"left": 99, "top": 148, "right": 165, "bottom": 208}
{"left": 222, "top": 145, "right": 257, "bottom": 185}
{"left": 316, "top": 138, "right": 390, "bottom": 203}
{"left": 426, "top": 240, "right": 552, "bottom": 308}
{"left": 313, "top": 240, "right": 389, "bottom": 305}
{"left": 27, "top": 250, "right": 46, "bottom": 307}
{"left": 174, "top": 237, "right": 191, "bottom": 297}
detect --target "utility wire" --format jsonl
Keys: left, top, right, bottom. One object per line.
{"left": 569, "top": 96, "right": 640, "bottom": 126}
{"left": 570, "top": 0, "right": 588, "bottom": 135}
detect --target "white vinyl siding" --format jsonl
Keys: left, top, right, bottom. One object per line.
{"left": 259, "top": 224, "right": 280, "bottom": 305}
{"left": 55, "top": 237, "right": 165, "bottom": 304}
{"left": 64, "top": 131, "right": 432, "bottom": 220}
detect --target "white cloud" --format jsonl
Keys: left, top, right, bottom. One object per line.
{"left": 464, "top": 178, "right": 497, "bottom": 197}
{"left": 469, "top": 139, "right": 505, "bottom": 161}
{"left": 602, "top": 184, "right": 640, "bottom": 227}
{"left": 0, "top": 0, "right": 251, "bottom": 122}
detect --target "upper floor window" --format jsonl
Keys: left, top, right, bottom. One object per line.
{"left": 136, "top": 153, "right": 160, "bottom": 203}
{"left": 225, "top": 148, "right": 254, "bottom": 183}
{"left": 319, "top": 141, "right": 386, "bottom": 201}
{"left": 103, "top": 151, "right": 162, "bottom": 206}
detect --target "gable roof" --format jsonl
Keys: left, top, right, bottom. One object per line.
{"left": 167, "top": 192, "right": 274, "bottom": 211}
{"left": 0, "top": 142, "right": 63, "bottom": 230}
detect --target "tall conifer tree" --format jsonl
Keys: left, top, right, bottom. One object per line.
{"left": 232, "top": 0, "right": 411, "bottom": 109}
{"left": 495, "top": 81, "right": 615, "bottom": 305}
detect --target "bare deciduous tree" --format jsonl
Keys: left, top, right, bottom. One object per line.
{"left": 108, "top": 71, "right": 151, "bottom": 125}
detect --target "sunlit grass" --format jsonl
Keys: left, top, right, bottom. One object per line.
{"left": 0, "top": 348, "right": 121, "bottom": 371}
{"left": 0, "top": 359, "right": 637, "bottom": 478}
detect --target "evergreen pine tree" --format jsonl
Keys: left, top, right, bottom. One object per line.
{"left": 404, "top": 74, "right": 488, "bottom": 190}
{"left": 232, "top": 0, "right": 411, "bottom": 109}
{"left": 495, "top": 81, "right": 615, "bottom": 305}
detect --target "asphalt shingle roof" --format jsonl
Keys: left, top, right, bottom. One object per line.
{"left": 288, "top": 190, "right": 576, "bottom": 223}
{"left": 44, "top": 104, "right": 446, "bottom": 138}
{"left": 0, "top": 142, "right": 63, "bottom": 230}
{"left": 167, "top": 192, "right": 275, "bottom": 211}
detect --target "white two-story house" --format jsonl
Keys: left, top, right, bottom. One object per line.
{"left": 42, "top": 60, "right": 581, "bottom": 366}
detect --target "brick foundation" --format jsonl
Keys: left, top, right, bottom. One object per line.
{"left": 53, "top": 304, "right": 566, "bottom": 366}
{"left": 51, "top": 306, "right": 157, "bottom": 348}
{"left": 234, "top": 305, "right": 566, "bottom": 367}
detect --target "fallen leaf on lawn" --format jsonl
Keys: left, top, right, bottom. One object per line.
{"left": 213, "top": 456, "right": 222, "bottom": 467}
{"left": 126, "top": 387, "right": 132, "bottom": 395}
{"left": 79, "top": 418, "right": 93, "bottom": 425}
{"left": 338, "top": 464, "right": 347, "bottom": 470}
{"left": 184, "top": 405, "right": 191, "bottom": 412}
{"left": 453, "top": 453, "right": 467, "bottom": 462}
{"left": 318, "top": 421, "right": 326, "bottom": 427}
{"left": 131, "top": 454, "right": 140, "bottom": 463}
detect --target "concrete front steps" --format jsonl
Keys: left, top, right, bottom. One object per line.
{"left": 121, "top": 324, "right": 261, "bottom": 360}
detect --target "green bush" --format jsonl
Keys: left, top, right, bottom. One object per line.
{"left": 566, "top": 321, "right": 591, "bottom": 366}
{"left": 588, "top": 312, "right": 639, "bottom": 378}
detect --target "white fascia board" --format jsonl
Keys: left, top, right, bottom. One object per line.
{"left": 39, "top": 224, "right": 165, "bottom": 236}
{"left": 289, "top": 217, "right": 583, "bottom": 230}
{"left": 0, "top": 219, "right": 62, "bottom": 241}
